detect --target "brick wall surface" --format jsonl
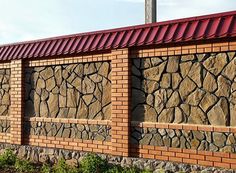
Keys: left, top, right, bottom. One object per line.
{"left": 0, "top": 41, "right": 235, "bottom": 169}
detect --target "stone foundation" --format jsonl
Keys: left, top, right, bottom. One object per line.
{"left": 0, "top": 143, "right": 234, "bottom": 173}
{"left": 131, "top": 126, "right": 236, "bottom": 153}
{"left": 24, "top": 122, "right": 111, "bottom": 141}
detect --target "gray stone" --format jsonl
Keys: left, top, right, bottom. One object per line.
{"left": 203, "top": 72, "right": 217, "bottom": 92}
{"left": 215, "top": 75, "right": 231, "bottom": 97}
{"left": 179, "top": 77, "right": 196, "bottom": 100}
{"left": 40, "top": 67, "right": 54, "bottom": 80}
{"left": 203, "top": 53, "right": 228, "bottom": 75}
{"left": 188, "top": 107, "right": 207, "bottom": 124}
{"left": 143, "top": 62, "right": 166, "bottom": 81}
{"left": 207, "top": 98, "right": 229, "bottom": 126}
{"left": 158, "top": 108, "right": 174, "bottom": 123}
{"left": 186, "top": 89, "right": 205, "bottom": 106}
{"left": 199, "top": 92, "right": 218, "bottom": 112}
{"left": 166, "top": 91, "right": 181, "bottom": 108}
{"left": 213, "top": 132, "right": 226, "bottom": 148}
{"left": 166, "top": 56, "right": 179, "bottom": 73}
{"left": 188, "top": 62, "right": 202, "bottom": 87}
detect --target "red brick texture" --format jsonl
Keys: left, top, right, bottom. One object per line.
{"left": 2, "top": 40, "right": 236, "bottom": 169}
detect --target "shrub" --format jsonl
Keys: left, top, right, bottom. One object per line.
{"left": 79, "top": 154, "right": 107, "bottom": 173}
{"left": 41, "top": 163, "right": 52, "bottom": 173}
{"left": 52, "top": 158, "right": 78, "bottom": 173}
{"left": 14, "top": 158, "right": 34, "bottom": 173}
{"left": 0, "top": 149, "right": 17, "bottom": 168}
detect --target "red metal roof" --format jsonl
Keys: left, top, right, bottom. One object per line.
{"left": 0, "top": 11, "right": 236, "bottom": 60}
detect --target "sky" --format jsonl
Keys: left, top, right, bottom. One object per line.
{"left": 0, "top": 0, "right": 236, "bottom": 45}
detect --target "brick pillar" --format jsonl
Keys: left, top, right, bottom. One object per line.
{"left": 111, "top": 49, "right": 131, "bottom": 157}
{"left": 10, "top": 60, "right": 24, "bottom": 145}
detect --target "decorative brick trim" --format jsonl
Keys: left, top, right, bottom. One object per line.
{"left": 131, "top": 122, "right": 235, "bottom": 133}
{"left": 0, "top": 133, "right": 11, "bottom": 143}
{"left": 24, "top": 117, "right": 111, "bottom": 126}
{"left": 130, "top": 144, "right": 236, "bottom": 169}
{"left": 10, "top": 60, "right": 24, "bottom": 145}
{"left": 131, "top": 41, "right": 236, "bottom": 58}
{"left": 24, "top": 135, "right": 111, "bottom": 154}
{"left": 111, "top": 49, "right": 131, "bottom": 157}
{"left": 0, "top": 63, "right": 11, "bottom": 69}
{"left": 26, "top": 53, "right": 112, "bottom": 67}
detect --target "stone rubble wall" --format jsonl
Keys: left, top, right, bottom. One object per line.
{"left": 24, "top": 122, "right": 111, "bottom": 141}
{"left": 0, "top": 69, "right": 10, "bottom": 117}
{"left": 25, "top": 62, "right": 111, "bottom": 120}
{"left": 0, "top": 144, "right": 234, "bottom": 173}
{"left": 132, "top": 52, "right": 236, "bottom": 126}
{"left": 131, "top": 127, "right": 236, "bottom": 153}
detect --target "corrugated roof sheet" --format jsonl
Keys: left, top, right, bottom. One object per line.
{"left": 0, "top": 10, "right": 236, "bottom": 60}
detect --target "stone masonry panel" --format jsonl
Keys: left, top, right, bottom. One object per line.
{"left": 0, "top": 69, "right": 10, "bottom": 116}
{"left": 0, "top": 120, "right": 10, "bottom": 133}
{"left": 132, "top": 52, "right": 236, "bottom": 126}
{"left": 25, "top": 62, "right": 111, "bottom": 120}
{"left": 24, "top": 122, "right": 111, "bottom": 141}
{"left": 131, "top": 127, "right": 236, "bottom": 153}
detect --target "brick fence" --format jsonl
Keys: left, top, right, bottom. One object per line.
{"left": 0, "top": 41, "right": 236, "bottom": 169}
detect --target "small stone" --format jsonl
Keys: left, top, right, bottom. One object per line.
{"left": 186, "top": 89, "right": 205, "bottom": 106}
{"left": 180, "top": 61, "right": 192, "bottom": 78}
{"left": 146, "top": 94, "right": 154, "bottom": 106}
{"left": 179, "top": 77, "right": 196, "bottom": 100}
{"left": 46, "top": 77, "right": 56, "bottom": 91}
{"left": 89, "top": 74, "right": 103, "bottom": 83}
{"left": 203, "top": 53, "right": 228, "bottom": 75}
{"left": 173, "top": 107, "right": 183, "bottom": 123}
{"left": 37, "top": 78, "right": 45, "bottom": 89}
{"left": 172, "top": 73, "right": 182, "bottom": 89}
{"left": 154, "top": 89, "right": 167, "bottom": 114}
{"left": 213, "top": 132, "right": 226, "bottom": 148}
{"left": 163, "top": 136, "right": 171, "bottom": 147}
{"left": 192, "top": 131, "right": 205, "bottom": 140}
{"left": 160, "top": 73, "right": 171, "bottom": 88}
{"left": 166, "top": 56, "right": 179, "bottom": 73}
{"left": 172, "top": 137, "right": 180, "bottom": 148}
{"left": 226, "top": 134, "right": 236, "bottom": 145}
{"left": 143, "top": 62, "right": 166, "bottom": 81}
{"left": 140, "top": 134, "right": 152, "bottom": 145}
{"left": 166, "top": 91, "right": 181, "bottom": 108}
{"left": 222, "top": 57, "right": 236, "bottom": 80}
{"left": 188, "top": 62, "right": 203, "bottom": 87}
{"left": 199, "top": 92, "right": 218, "bottom": 112}
{"left": 55, "top": 66, "right": 62, "bottom": 86}
{"left": 82, "top": 77, "right": 95, "bottom": 94}
{"left": 84, "top": 63, "right": 97, "bottom": 75}
{"left": 59, "top": 95, "right": 66, "bottom": 108}
{"left": 181, "top": 55, "right": 195, "bottom": 62}
{"left": 98, "top": 62, "right": 110, "bottom": 77}
{"left": 207, "top": 98, "right": 229, "bottom": 126}
{"left": 88, "top": 100, "right": 101, "bottom": 119}
{"left": 57, "top": 108, "right": 69, "bottom": 118}
{"left": 40, "top": 67, "right": 54, "bottom": 80}
{"left": 1, "top": 93, "right": 10, "bottom": 105}
{"left": 190, "top": 138, "right": 200, "bottom": 149}
{"left": 230, "top": 104, "right": 236, "bottom": 126}
{"left": 82, "top": 94, "right": 93, "bottom": 106}
{"left": 188, "top": 107, "right": 207, "bottom": 124}
{"left": 220, "top": 146, "right": 232, "bottom": 153}
{"left": 144, "top": 105, "right": 157, "bottom": 122}
{"left": 158, "top": 108, "right": 174, "bottom": 123}
{"left": 143, "top": 80, "right": 159, "bottom": 93}
{"left": 203, "top": 72, "right": 217, "bottom": 92}
{"left": 180, "top": 104, "right": 190, "bottom": 116}
{"left": 47, "top": 93, "right": 59, "bottom": 118}
{"left": 59, "top": 81, "right": 67, "bottom": 97}
{"left": 41, "top": 89, "right": 49, "bottom": 101}
{"left": 67, "top": 89, "right": 78, "bottom": 108}
{"left": 215, "top": 75, "right": 231, "bottom": 97}
{"left": 150, "top": 134, "right": 163, "bottom": 146}
{"left": 40, "top": 101, "right": 49, "bottom": 117}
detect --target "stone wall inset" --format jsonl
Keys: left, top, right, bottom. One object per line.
{"left": 25, "top": 62, "right": 111, "bottom": 120}
{"left": 24, "top": 122, "right": 111, "bottom": 141}
{"left": 132, "top": 52, "right": 236, "bottom": 126}
{"left": 0, "top": 69, "right": 10, "bottom": 116}
{"left": 131, "top": 127, "right": 236, "bottom": 153}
